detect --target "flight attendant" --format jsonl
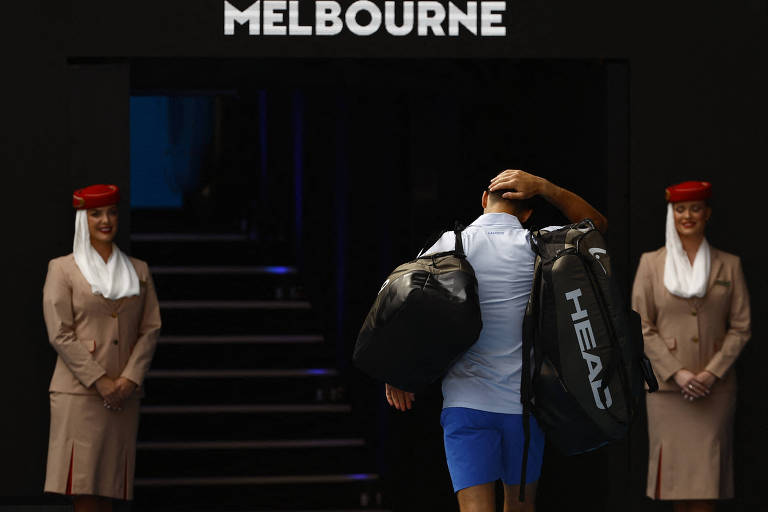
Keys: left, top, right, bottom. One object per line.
{"left": 632, "top": 181, "right": 751, "bottom": 512}
{"left": 43, "top": 184, "right": 161, "bottom": 512}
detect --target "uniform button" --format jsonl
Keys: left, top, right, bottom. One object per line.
{"left": 691, "top": 311, "right": 697, "bottom": 316}
{"left": 113, "top": 339, "right": 118, "bottom": 346}
{"left": 111, "top": 312, "right": 118, "bottom": 318}
{"left": 692, "top": 336, "right": 699, "bottom": 343}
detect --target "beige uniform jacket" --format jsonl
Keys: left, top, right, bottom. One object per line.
{"left": 43, "top": 254, "right": 161, "bottom": 394}
{"left": 631, "top": 246, "right": 751, "bottom": 392}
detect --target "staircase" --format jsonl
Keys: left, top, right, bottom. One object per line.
{"left": 128, "top": 222, "right": 385, "bottom": 511}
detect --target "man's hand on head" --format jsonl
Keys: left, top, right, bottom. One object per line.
{"left": 490, "top": 168, "right": 608, "bottom": 232}
{"left": 488, "top": 169, "right": 550, "bottom": 200}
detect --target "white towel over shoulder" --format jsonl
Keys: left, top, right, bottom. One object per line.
{"left": 73, "top": 209, "right": 140, "bottom": 300}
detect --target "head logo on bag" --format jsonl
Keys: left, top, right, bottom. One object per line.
{"left": 565, "top": 288, "right": 612, "bottom": 410}
{"left": 378, "top": 279, "right": 390, "bottom": 294}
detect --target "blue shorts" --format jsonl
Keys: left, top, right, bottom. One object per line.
{"left": 440, "top": 407, "right": 545, "bottom": 493}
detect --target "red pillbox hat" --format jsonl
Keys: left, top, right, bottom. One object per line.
{"left": 72, "top": 184, "right": 120, "bottom": 209}
{"left": 665, "top": 181, "right": 712, "bottom": 203}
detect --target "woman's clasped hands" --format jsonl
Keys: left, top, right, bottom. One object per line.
{"left": 95, "top": 375, "right": 137, "bottom": 411}
{"left": 674, "top": 368, "right": 717, "bottom": 402}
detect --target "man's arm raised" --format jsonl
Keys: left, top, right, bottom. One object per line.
{"left": 489, "top": 169, "right": 608, "bottom": 233}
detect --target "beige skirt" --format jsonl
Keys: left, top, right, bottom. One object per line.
{"left": 44, "top": 392, "right": 140, "bottom": 500}
{"left": 646, "top": 390, "right": 736, "bottom": 500}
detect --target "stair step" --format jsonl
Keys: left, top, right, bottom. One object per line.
{"left": 153, "top": 271, "right": 304, "bottom": 300}
{"left": 137, "top": 438, "right": 365, "bottom": 450}
{"left": 147, "top": 369, "right": 337, "bottom": 378}
{"left": 152, "top": 339, "right": 333, "bottom": 369}
{"left": 149, "top": 347, "right": 334, "bottom": 369}
{"left": 136, "top": 473, "right": 379, "bottom": 486}
{"left": 161, "top": 300, "right": 311, "bottom": 310}
{"left": 142, "top": 404, "right": 351, "bottom": 414}
{"left": 131, "top": 239, "right": 291, "bottom": 266}
{"left": 159, "top": 334, "right": 323, "bottom": 344}
{"left": 159, "top": 307, "right": 319, "bottom": 335}
{"left": 138, "top": 410, "right": 361, "bottom": 440}
{"left": 151, "top": 265, "right": 297, "bottom": 275}
{"left": 132, "top": 476, "right": 384, "bottom": 510}
{"left": 136, "top": 445, "right": 372, "bottom": 478}
{"left": 142, "top": 374, "right": 345, "bottom": 405}
{"left": 133, "top": 509, "right": 389, "bottom": 512}
{"left": 133, "top": 233, "right": 250, "bottom": 242}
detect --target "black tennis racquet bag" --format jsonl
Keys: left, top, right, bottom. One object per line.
{"left": 353, "top": 225, "right": 482, "bottom": 393}
{"left": 518, "top": 219, "right": 658, "bottom": 500}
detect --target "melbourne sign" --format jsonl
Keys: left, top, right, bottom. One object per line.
{"left": 224, "top": 1, "right": 507, "bottom": 36}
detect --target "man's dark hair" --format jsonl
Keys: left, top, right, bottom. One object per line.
{"left": 486, "top": 187, "right": 534, "bottom": 213}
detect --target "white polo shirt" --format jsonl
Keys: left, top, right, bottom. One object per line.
{"left": 423, "top": 212, "right": 559, "bottom": 414}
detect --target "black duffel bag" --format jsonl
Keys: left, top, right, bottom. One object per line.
{"left": 353, "top": 228, "right": 482, "bottom": 393}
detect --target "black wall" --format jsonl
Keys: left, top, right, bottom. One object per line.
{"left": 3, "top": 1, "right": 766, "bottom": 509}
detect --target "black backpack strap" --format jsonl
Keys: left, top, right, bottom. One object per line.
{"left": 453, "top": 231, "right": 465, "bottom": 258}
{"left": 418, "top": 221, "right": 466, "bottom": 258}
{"left": 518, "top": 251, "right": 542, "bottom": 502}
{"left": 519, "top": 408, "right": 531, "bottom": 502}
{"left": 453, "top": 221, "right": 466, "bottom": 258}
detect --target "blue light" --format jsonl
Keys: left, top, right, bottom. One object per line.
{"left": 264, "top": 266, "right": 292, "bottom": 275}
{"left": 306, "top": 369, "right": 331, "bottom": 375}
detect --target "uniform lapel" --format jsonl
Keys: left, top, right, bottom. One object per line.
{"left": 707, "top": 248, "right": 723, "bottom": 292}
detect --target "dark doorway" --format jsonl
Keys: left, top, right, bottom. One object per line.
{"left": 120, "top": 58, "right": 630, "bottom": 511}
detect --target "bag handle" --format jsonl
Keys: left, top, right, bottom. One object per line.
{"left": 518, "top": 253, "right": 542, "bottom": 502}
{"left": 453, "top": 225, "right": 465, "bottom": 258}
{"left": 417, "top": 221, "right": 466, "bottom": 258}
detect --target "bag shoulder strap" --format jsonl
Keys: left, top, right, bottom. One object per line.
{"left": 528, "top": 228, "right": 540, "bottom": 255}
{"left": 418, "top": 221, "right": 466, "bottom": 258}
{"left": 518, "top": 253, "right": 541, "bottom": 503}
{"left": 453, "top": 229, "right": 465, "bottom": 258}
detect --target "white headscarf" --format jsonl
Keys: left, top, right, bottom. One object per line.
{"left": 73, "top": 209, "right": 140, "bottom": 300}
{"left": 663, "top": 203, "right": 710, "bottom": 298}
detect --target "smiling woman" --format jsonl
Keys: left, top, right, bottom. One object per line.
{"left": 632, "top": 181, "right": 751, "bottom": 510}
{"left": 43, "top": 184, "right": 162, "bottom": 512}
{"left": 86, "top": 205, "right": 119, "bottom": 261}
{"left": 671, "top": 201, "right": 710, "bottom": 247}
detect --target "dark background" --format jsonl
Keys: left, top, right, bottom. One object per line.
{"left": 3, "top": 1, "right": 766, "bottom": 510}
